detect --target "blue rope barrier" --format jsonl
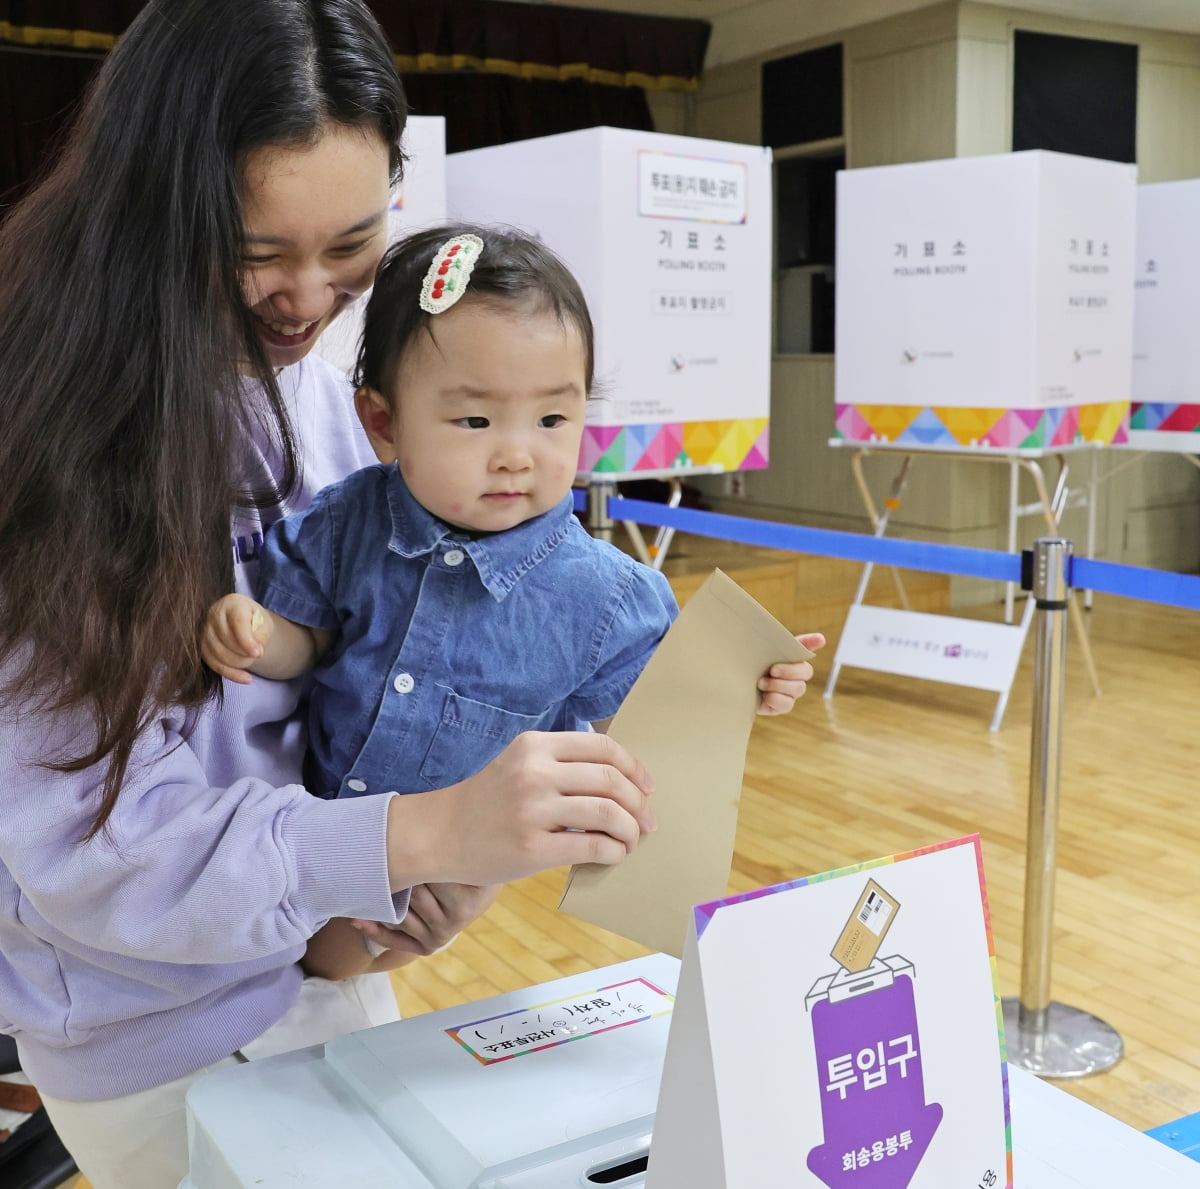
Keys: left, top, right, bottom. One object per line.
{"left": 607, "top": 497, "right": 1023, "bottom": 585}
{"left": 583, "top": 494, "right": 1200, "bottom": 614}
{"left": 1073, "top": 556, "right": 1200, "bottom": 612}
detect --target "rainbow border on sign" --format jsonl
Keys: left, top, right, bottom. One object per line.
{"left": 692, "top": 834, "right": 1012, "bottom": 1189}
{"left": 834, "top": 401, "right": 1128, "bottom": 449}
{"left": 1131, "top": 402, "right": 1200, "bottom": 434}
{"left": 580, "top": 417, "right": 769, "bottom": 473}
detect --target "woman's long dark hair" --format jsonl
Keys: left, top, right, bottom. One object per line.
{"left": 0, "top": 0, "right": 406, "bottom": 838}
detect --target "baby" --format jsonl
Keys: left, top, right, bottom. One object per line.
{"left": 203, "top": 225, "right": 817, "bottom": 976}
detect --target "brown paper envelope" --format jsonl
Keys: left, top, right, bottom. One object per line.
{"left": 558, "top": 568, "right": 813, "bottom": 957}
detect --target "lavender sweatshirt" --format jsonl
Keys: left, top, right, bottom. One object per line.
{"left": 0, "top": 356, "right": 406, "bottom": 1100}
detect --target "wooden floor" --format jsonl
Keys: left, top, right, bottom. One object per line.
{"left": 62, "top": 535, "right": 1200, "bottom": 1188}
{"left": 389, "top": 534, "right": 1200, "bottom": 1136}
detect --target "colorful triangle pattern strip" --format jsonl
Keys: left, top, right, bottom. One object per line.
{"left": 832, "top": 401, "right": 1130, "bottom": 447}
{"left": 1159, "top": 403, "right": 1200, "bottom": 433}
{"left": 1132, "top": 403, "right": 1200, "bottom": 433}
{"left": 580, "top": 418, "right": 771, "bottom": 473}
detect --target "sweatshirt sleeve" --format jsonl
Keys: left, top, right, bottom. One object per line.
{"left": 0, "top": 700, "right": 405, "bottom": 965}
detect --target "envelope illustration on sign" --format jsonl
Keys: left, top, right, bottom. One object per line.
{"left": 831, "top": 879, "right": 900, "bottom": 973}
{"left": 558, "top": 568, "right": 812, "bottom": 957}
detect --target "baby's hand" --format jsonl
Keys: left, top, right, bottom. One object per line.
{"left": 202, "top": 594, "right": 272, "bottom": 685}
{"left": 757, "top": 632, "right": 826, "bottom": 716}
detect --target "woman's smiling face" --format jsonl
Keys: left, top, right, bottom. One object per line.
{"left": 239, "top": 122, "right": 392, "bottom": 370}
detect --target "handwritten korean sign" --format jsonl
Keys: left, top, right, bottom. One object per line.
{"left": 446, "top": 977, "right": 673, "bottom": 1066}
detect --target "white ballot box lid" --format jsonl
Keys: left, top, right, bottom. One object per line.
{"left": 184, "top": 953, "right": 678, "bottom": 1189}
{"left": 182, "top": 952, "right": 1200, "bottom": 1188}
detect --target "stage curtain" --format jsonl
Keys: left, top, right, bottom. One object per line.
{"left": 1, "top": 1, "right": 707, "bottom": 199}
{"left": 0, "top": 1, "right": 709, "bottom": 89}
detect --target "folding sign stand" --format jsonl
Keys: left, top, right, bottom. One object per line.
{"left": 823, "top": 440, "right": 1102, "bottom": 730}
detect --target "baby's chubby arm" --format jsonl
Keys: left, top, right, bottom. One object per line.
{"left": 756, "top": 632, "right": 826, "bottom": 716}
{"left": 202, "top": 592, "right": 334, "bottom": 684}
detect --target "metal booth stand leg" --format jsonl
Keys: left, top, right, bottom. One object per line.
{"left": 1001, "top": 538, "right": 1122, "bottom": 1078}
{"left": 823, "top": 453, "right": 913, "bottom": 702}
{"left": 581, "top": 465, "right": 726, "bottom": 570}
{"left": 618, "top": 479, "right": 684, "bottom": 573}
{"left": 849, "top": 448, "right": 914, "bottom": 612}
{"left": 1005, "top": 461, "right": 1020, "bottom": 624}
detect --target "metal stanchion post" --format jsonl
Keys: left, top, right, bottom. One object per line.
{"left": 1001, "top": 538, "right": 1122, "bottom": 1078}
{"left": 587, "top": 479, "right": 616, "bottom": 543}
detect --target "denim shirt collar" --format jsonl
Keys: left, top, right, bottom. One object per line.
{"left": 383, "top": 463, "right": 576, "bottom": 601}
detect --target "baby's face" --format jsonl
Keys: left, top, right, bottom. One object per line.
{"left": 367, "top": 298, "right": 587, "bottom": 534}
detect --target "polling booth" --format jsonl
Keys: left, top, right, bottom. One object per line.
{"left": 314, "top": 115, "right": 448, "bottom": 376}
{"left": 441, "top": 126, "right": 773, "bottom": 568}
{"left": 833, "top": 149, "right": 1134, "bottom": 451}
{"left": 1129, "top": 179, "right": 1200, "bottom": 451}
{"left": 824, "top": 150, "right": 1138, "bottom": 728}
{"left": 1059, "top": 179, "right": 1200, "bottom": 587}
{"left": 445, "top": 126, "right": 773, "bottom": 478}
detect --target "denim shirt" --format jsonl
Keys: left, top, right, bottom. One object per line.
{"left": 257, "top": 463, "right": 678, "bottom": 799}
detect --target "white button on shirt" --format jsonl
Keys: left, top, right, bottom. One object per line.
{"left": 443, "top": 549, "right": 465, "bottom": 567}
{"left": 393, "top": 672, "right": 415, "bottom": 694}
{"left": 346, "top": 778, "right": 367, "bottom": 792}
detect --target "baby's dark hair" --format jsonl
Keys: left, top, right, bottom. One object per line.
{"left": 356, "top": 223, "right": 595, "bottom": 398}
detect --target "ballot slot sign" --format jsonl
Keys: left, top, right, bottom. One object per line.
{"left": 647, "top": 836, "right": 1010, "bottom": 1189}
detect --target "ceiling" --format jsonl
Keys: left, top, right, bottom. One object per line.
{"left": 521, "top": 0, "right": 1200, "bottom": 67}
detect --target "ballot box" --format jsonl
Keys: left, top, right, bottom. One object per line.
{"left": 184, "top": 953, "right": 677, "bottom": 1189}
{"left": 180, "top": 947, "right": 1200, "bottom": 1188}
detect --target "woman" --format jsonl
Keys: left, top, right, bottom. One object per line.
{"left": 0, "top": 3, "right": 681, "bottom": 1185}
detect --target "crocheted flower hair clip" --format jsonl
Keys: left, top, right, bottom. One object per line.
{"left": 418, "top": 233, "right": 484, "bottom": 315}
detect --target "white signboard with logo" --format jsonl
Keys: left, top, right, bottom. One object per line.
{"left": 446, "top": 127, "right": 773, "bottom": 474}
{"left": 833, "top": 605, "right": 1026, "bottom": 692}
{"left": 315, "top": 115, "right": 447, "bottom": 377}
{"left": 826, "top": 600, "right": 1031, "bottom": 732}
{"left": 834, "top": 151, "right": 1135, "bottom": 449}
{"left": 1130, "top": 179, "right": 1200, "bottom": 451}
